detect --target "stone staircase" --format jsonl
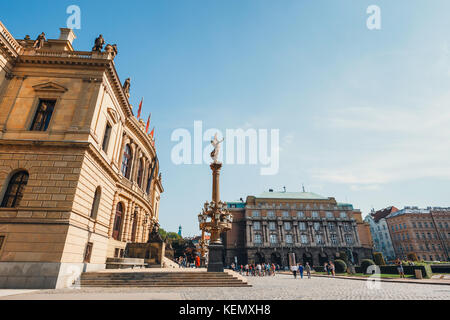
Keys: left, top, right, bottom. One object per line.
{"left": 80, "top": 271, "right": 251, "bottom": 288}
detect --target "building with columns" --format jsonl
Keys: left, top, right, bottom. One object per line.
{"left": 0, "top": 22, "right": 163, "bottom": 288}
{"left": 223, "top": 190, "right": 373, "bottom": 267}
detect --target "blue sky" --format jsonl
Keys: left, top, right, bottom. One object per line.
{"left": 3, "top": 1, "right": 450, "bottom": 237}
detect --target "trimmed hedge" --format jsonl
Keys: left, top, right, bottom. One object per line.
{"left": 360, "top": 259, "right": 376, "bottom": 274}
{"left": 373, "top": 252, "right": 385, "bottom": 266}
{"left": 334, "top": 259, "right": 347, "bottom": 273}
{"left": 431, "top": 264, "right": 450, "bottom": 274}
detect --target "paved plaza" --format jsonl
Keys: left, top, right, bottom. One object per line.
{"left": 1, "top": 274, "right": 449, "bottom": 300}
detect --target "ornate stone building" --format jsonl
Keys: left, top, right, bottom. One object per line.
{"left": 0, "top": 22, "right": 163, "bottom": 288}
{"left": 224, "top": 191, "right": 373, "bottom": 267}
{"left": 385, "top": 207, "right": 450, "bottom": 262}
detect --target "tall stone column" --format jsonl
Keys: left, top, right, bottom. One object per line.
{"left": 246, "top": 222, "right": 252, "bottom": 247}
{"left": 208, "top": 162, "right": 225, "bottom": 272}
{"left": 122, "top": 201, "right": 134, "bottom": 242}
{"left": 108, "top": 191, "right": 119, "bottom": 238}
{"left": 353, "top": 224, "right": 360, "bottom": 245}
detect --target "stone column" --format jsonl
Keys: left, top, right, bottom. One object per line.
{"left": 323, "top": 222, "right": 331, "bottom": 246}
{"left": 246, "top": 222, "right": 252, "bottom": 247}
{"left": 353, "top": 224, "right": 360, "bottom": 245}
{"left": 211, "top": 163, "right": 221, "bottom": 204}
{"left": 122, "top": 201, "right": 134, "bottom": 242}
{"left": 108, "top": 191, "right": 119, "bottom": 238}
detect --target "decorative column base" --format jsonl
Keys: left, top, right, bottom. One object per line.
{"left": 207, "top": 243, "right": 224, "bottom": 272}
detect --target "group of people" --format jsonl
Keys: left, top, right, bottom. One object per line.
{"left": 290, "top": 262, "right": 312, "bottom": 279}
{"left": 234, "top": 263, "right": 279, "bottom": 277}
{"left": 177, "top": 255, "right": 201, "bottom": 268}
{"left": 323, "top": 261, "right": 336, "bottom": 277}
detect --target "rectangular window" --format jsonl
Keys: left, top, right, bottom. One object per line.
{"left": 253, "top": 221, "right": 261, "bottom": 230}
{"left": 282, "top": 211, "right": 289, "bottom": 218}
{"left": 315, "top": 234, "right": 323, "bottom": 244}
{"left": 297, "top": 211, "right": 305, "bottom": 218}
{"left": 254, "top": 234, "right": 262, "bottom": 244}
{"left": 299, "top": 222, "right": 306, "bottom": 231}
{"left": 267, "top": 211, "right": 275, "bottom": 218}
{"left": 285, "top": 234, "right": 293, "bottom": 244}
{"left": 30, "top": 99, "right": 56, "bottom": 131}
{"left": 312, "top": 211, "right": 319, "bottom": 218}
{"left": 102, "top": 122, "right": 112, "bottom": 152}
{"left": 284, "top": 222, "right": 291, "bottom": 231}
{"left": 269, "top": 222, "right": 276, "bottom": 231}
{"left": 345, "top": 235, "right": 354, "bottom": 245}
{"left": 326, "top": 212, "right": 333, "bottom": 218}
{"left": 252, "top": 210, "right": 260, "bottom": 217}
{"left": 270, "top": 234, "right": 278, "bottom": 244}
{"left": 301, "top": 234, "right": 309, "bottom": 244}
{"left": 83, "top": 242, "right": 93, "bottom": 263}
{"left": 331, "top": 234, "right": 338, "bottom": 245}
{"left": 313, "top": 222, "right": 321, "bottom": 231}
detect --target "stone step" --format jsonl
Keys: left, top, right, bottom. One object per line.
{"left": 79, "top": 271, "right": 250, "bottom": 288}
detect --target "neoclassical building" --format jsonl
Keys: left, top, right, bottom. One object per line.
{"left": 0, "top": 22, "right": 163, "bottom": 288}
{"left": 224, "top": 190, "right": 373, "bottom": 267}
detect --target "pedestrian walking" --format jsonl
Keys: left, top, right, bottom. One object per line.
{"left": 329, "top": 262, "right": 335, "bottom": 277}
{"left": 298, "top": 263, "right": 304, "bottom": 279}
{"left": 195, "top": 255, "right": 201, "bottom": 268}
{"left": 396, "top": 258, "right": 405, "bottom": 278}
{"left": 291, "top": 264, "right": 298, "bottom": 279}
{"left": 305, "top": 262, "right": 312, "bottom": 279}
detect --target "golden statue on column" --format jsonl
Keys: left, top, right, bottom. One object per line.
{"left": 198, "top": 133, "right": 232, "bottom": 272}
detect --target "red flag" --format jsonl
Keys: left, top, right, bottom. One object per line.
{"left": 150, "top": 127, "right": 155, "bottom": 139}
{"left": 137, "top": 98, "right": 143, "bottom": 119}
{"left": 145, "top": 113, "right": 151, "bottom": 133}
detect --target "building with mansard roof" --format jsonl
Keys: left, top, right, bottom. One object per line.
{"left": 223, "top": 190, "right": 373, "bottom": 267}
{"left": 0, "top": 22, "right": 163, "bottom": 288}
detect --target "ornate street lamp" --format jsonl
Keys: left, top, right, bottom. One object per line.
{"left": 197, "top": 134, "right": 232, "bottom": 272}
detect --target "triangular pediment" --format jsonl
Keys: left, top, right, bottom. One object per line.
{"left": 32, "top": 82, "right": 68, "bottom": 93}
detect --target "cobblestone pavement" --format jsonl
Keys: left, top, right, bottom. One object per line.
{"left": 1, "top": 274, "right": 450, "bottom": 300}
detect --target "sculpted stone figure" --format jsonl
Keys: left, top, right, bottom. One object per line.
{"left": 104, "top": 44, "right": 118, "bottom": 58}
{"left": 92, "top": 34, "right": 105, "bottom": 52}
{"left": 123, "top": 78, "right": 131, "bottom": 96}
{"left": 33, "top": 32, "right": 46, "bottom": 49}
{"left": 210, "top": 133, "right": 224, "bottom": 164}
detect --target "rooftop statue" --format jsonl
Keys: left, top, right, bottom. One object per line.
{"left": 92, "top": 34, "right": 105, "bottom": 52}
{"left": 122, "top": 78, "right": 131, "bottom": 96}
{"left": 33, "top": 32, "right": 46, "bottom": 49}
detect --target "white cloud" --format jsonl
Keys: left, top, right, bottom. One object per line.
{"left": 311, "top": 94, "right": 450, "bottom": 187}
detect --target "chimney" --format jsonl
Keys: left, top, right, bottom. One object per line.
{"left": 59, "top": 28, "right": 76, "bottom": 45}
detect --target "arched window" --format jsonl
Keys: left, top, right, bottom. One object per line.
{"left": 112, "top": 203, "right": 124, "bottom": 240}
{"left": 90, "top": 187, "right": 101, "bottom": 219}
{"left": 121, "top": 144, "right": 132, "bottom": 179}
{"left": 137, "top": 158, "right": 144, "bottom": 188}
{"left": 1, "top": 171, "right": 29, "bottom": 208}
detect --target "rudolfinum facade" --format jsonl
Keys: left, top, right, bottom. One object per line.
{"left": 0, "top": 22, "right": 163, "bottom": 288}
